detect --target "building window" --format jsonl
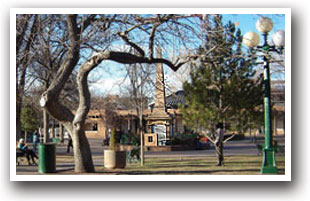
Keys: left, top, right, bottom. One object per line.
{"left": 92, "top": 123, "right": 98, "bottom": 131}
{"left": 148, "top": 136, "right": 153, "bottom": 142}
{"left": 88, "top": 115, "right": 100, "bottom": 119}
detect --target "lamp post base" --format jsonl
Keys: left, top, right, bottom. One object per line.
{"left": 261, "top": 148, "right": 278, "bottom": 174}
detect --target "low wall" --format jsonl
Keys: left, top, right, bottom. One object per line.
{"left": 145, "top": 145, "right": 197, "bottom": 152}
{"left": 119, "top": 144, "right": 197, "bottom": 152}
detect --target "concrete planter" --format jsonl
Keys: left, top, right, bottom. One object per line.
{"left": 104, "top": 150, "right": 126, "bottom": 169}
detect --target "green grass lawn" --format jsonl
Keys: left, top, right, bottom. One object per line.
{"left": 94, "top": 155, "right": 285, "bottom": 175}
{"left": 17, "top": 154, "right": 284, "bottom": 175}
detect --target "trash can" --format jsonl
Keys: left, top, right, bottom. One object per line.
{"left": 38, "top": 143, "right": 56, "bottom": 173}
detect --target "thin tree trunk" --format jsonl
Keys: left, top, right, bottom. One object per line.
{"left": 274, "top": 114, "right": 277, "bottom": 136}
{"left": 24, "top": 131, "right": 27, "bottom": 143}
{"left": 43, "top": 110, "right": 50, "bottom": 143}
{"left": 139, "top": 116, "right": 144, "bottom": 166}
{"left": 139, "top": 85, "right": 144, "bottom": 166}
{"left": 59, "top": 123, "right": 64, "bottom": 143}
{"left": 16, "top": 106, "right": 22, "bottom": 140}
{"left": 16, "top": 59, "right": 29, "bottom": 142}
{"left": 52, "top": 118, "right": 55, "bottom": 139}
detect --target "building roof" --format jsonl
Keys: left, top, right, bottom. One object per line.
{"left": 166, "top": 90, "right": 185, "bottom": 109}
{"left": 149, "top": 90, "right": 185, "bottom": 110}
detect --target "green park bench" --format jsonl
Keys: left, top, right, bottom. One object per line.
{"left": 127, "top": 146, "right": 140, "bottom": 163}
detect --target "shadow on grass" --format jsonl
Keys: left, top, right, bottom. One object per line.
{"left": 143, "top": 163, "right": 217, "bottom": 169}
{"left": 35, "top": 166, "right": 285, "bottom": 175}
{"left": 97, "top": 168, "right": 262, "bottom": 175}
{"left": 100, "top": 167, "right": 285, "bottom": 175}
{"left": 55, "top": 164, "right": 109, "bottom": 173}
{"left": 56, "top": 168, "right": 75, "bottom": 173}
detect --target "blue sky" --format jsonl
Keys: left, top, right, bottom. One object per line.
{"left": 223, "top": 14, "right": 285, "bottom": 36}
{"left": 89, "top": 14, "right": 286, "bottom": 95}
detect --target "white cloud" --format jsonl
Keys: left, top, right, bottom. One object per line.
{"left": 89, "top": 77, "right": 130, "bottom": 95}
{"left": 164, "top": 63, "right": 191, "bottom": 94}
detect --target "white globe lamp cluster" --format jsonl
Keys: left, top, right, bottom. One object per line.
{"left": 242, "top": 17, "right": 285, "bottom": 49}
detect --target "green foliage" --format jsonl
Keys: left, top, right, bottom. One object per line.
{"left": 120, "top": 133, "right": 128, "bottom": 145}
{"left": 120, "top": 133, "right": 140, "bottom": 146}
{"left": 20, "top": 106, "right": 38, "bottom": 133}
{"left": 181, "top": 15, "right": 264, "bottom": 134}
{"left": 129, "top": 134, "right": 140, "bottom": 146}
{"left": 171, "top": 133, "right": 198, "bottom": 146}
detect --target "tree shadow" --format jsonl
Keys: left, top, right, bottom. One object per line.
{"left": 95, "top": 168, "right": 263, "bottom": 175}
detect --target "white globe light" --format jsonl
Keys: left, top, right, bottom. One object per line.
{"left": 243, "top": 32, "right": 260, "bottom": 48}
{"left": 272, "top": 30, "right": 285, "bottom": 47}
{"left": 256, "top": 17, "right": 273, "bottom": 33}
{"left": 40, "top": 96, "right": 47, "bottom": 107}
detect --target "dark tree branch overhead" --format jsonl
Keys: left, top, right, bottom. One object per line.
{"left": 92, "top": 51, "right": 192, "bottom": 72}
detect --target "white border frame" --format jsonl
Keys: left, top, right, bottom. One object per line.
{"left": 10, "top": 8, "right": 291, "bottom": 181}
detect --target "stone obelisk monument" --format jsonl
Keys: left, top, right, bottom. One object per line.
{"left": 151, "top": 48, "right": 169, "bottom": 118}
{"left": 145, "top": 48, "right": 171, "bottom": 146}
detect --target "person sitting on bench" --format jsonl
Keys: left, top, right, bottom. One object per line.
{"left": 17, "top": 138, "right": 38, "bottom": 165}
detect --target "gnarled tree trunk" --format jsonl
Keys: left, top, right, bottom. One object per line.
{"left": 71, "top": 125, "right": 95, "bottom": 172}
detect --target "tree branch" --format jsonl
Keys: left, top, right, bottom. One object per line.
{"left": 148, "top": 23, "right": 159, "bottom": 60}
{"left": 223, "top": 134, "right": 235, "bottom": 143}
{"left": 117, "top": 32, "right": 145, "bottom": 57}
{"left": 80, "top": 14, "right": 97, "bottom": 33}
{"left": 41, "top": 14, "right": 80, "bottom": 124}
{"left": 91, "top": 51, "right": 189, "bottom": 72}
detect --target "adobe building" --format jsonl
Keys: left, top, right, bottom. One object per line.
{"left": 84, "top": 109, "right": 141, "bottom": 139}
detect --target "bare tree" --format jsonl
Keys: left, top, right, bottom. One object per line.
{"left": 122, "top": 61, "right": 154, "bottom": 166}
{"left": 16, "top": 14, "right": 39, "bottom": 140}
{"left": 38, "top": 14, "right": 204, "bottom": 173}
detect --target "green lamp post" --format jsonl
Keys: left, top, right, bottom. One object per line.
{"left": 243, "top": 17, "right": 285, "bottom": 174}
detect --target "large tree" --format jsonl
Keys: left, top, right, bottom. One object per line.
{"left": 38, "top": 14, "right": 203, "bottom": 173}
{"left": 181, "top": 15, "right": 264, "bottom": 135}
{"left": 16, "top": 14, "right": 39, "bottom": 140}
